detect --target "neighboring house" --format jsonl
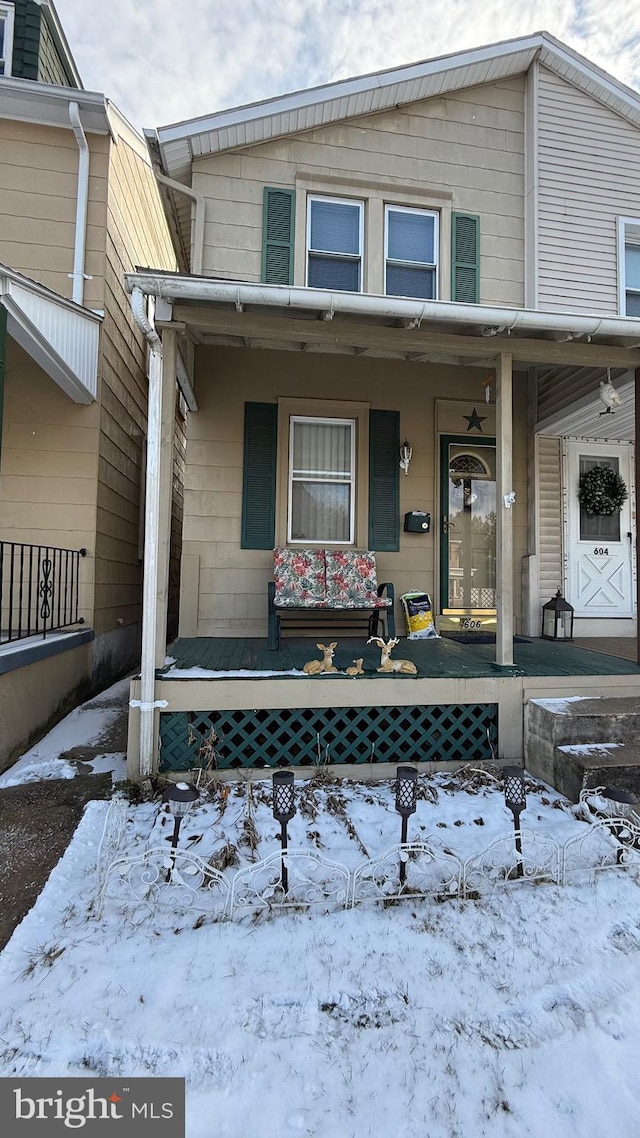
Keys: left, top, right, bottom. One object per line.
{"left": 126, "top": 31, "right": 640, "bottom": 781}
{"left": 0, "top": 0, "right": 184, "bottom": 770}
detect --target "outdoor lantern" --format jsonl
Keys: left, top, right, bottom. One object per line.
{"left": 542, "top": 589, "right": 574, "bottom": 641}
{"left": 399, "top": 438, "right": 413, "bottom": 475}
{"left": 395, "top": 765, "right": 418, "bottom": 884}
{"left": 163, "top": 782, "right": 200, "bottom": 879}
{"left": 272, "top": 770, "right": 296, "bottom": 893}
{"left": 503, "top": 765, "right": 526, "bottom": 878}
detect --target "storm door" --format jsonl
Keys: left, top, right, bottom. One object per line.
{"left": 440, "top": 436, "right": 497, "bottom": 614}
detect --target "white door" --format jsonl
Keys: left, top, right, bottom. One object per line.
{"left": 566, "top": 441, "right": 634, "bottom": 619}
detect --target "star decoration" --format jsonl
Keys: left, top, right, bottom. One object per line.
{"left": 463, "top": 407, "right": 486, "bottom": 432}
{"left": 109, "top": 1094, "right": 123, "bottom": 1103}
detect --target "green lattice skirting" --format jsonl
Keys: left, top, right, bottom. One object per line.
{"left": 159, "top": 703, "right": 498, "bottom": 771}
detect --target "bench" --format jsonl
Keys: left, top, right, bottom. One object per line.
{"left": 267, "top": 548, "right": 395, "bottom": 651}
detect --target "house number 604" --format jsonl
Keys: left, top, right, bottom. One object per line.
{"left": 593, "top": 547, "right": 609, "bottom": 555}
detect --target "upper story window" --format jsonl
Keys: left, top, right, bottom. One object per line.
{"left": 385, "top": 205, "right": 438, "bottom": 300}
{"left": 288, "top": 416, "right": 355, "bottom": 544}
{"left": 306, "top": 195, "right": 363, "bottom": 292}
{"left": 618, "top": 218, "right": 640, "bottom": 316}
{"left": 0, "top": 3, "right": 15, "bottom": 76}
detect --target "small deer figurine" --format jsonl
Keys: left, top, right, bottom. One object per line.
{"left": 345, "top": 657, "right": 364, "bottom": 677}
{"left": 303, "top": 642, "right": 339, "bottom": 675}
{"left": 367, "top": 636, "right": 418, "bottom": 675}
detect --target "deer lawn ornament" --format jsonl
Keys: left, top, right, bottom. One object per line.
{"left": 345, "top": 657, "right": 364, "bottom": 677}
{"left": 303, "top": 642, "right": 339, "bottom": 675}
{"left": 367, "top": 636, "right": 418, "bottom": 675}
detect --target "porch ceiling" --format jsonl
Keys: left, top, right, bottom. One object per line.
{"left": 536, "top": 366, "right": 636, "bottom": 440}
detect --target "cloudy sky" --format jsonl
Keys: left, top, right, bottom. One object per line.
{"left": 53, "top": 0, "right": 640, "bottom": 131}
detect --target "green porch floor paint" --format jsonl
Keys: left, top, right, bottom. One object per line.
{"left": 163, "top": 636, "right": 640, "bottom": 679}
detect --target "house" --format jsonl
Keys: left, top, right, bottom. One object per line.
{"left": 126, "top": 31, "right": 640, "bottom": 782}
{"left": 0, "top": 0, "right": 184, "bottom": 770}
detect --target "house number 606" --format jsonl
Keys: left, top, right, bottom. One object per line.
{"left": 593, "top": 547, "right": 609, "bottom": 555}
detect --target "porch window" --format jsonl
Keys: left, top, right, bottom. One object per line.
{"left": 287, "top": 416, "right": 355, "bottom": 544}
{"left": 0, "top": 3, "right": 14, "bottom": 76}
{"left": 306, "top": 196, "right": 363, "bottom": 292}
{"left": 385, "top": 205, "right": 438, "bottom": 299}
{"left": 618, "top": 218, "right": 640, "bottom": 316}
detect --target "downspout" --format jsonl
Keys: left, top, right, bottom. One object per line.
{"left": 155, "top": 172, "right": 205, "bottom": 276}
{"left": 130, "top": 287, "right": 166, "bottom": 781}
{"left": 68, "top": 102, "right": 90, "bottom": 306}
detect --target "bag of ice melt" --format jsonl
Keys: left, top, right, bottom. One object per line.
{"left": 401, "top": 592, "right": 439, "bottom": 639}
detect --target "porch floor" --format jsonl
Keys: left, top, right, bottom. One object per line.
{"left": 164, "top": 636, "right": 640, "bottom": 679}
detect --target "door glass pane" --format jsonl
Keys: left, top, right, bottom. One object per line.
{"left": 448, "top": 446, "right": 496, "bottom": 609}
{"left": 579, "top": 456, "right": 620, "bottom": 541}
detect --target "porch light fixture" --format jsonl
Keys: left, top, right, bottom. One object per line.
{"left": 503, "top": 765, "right": 526, "bottom": 878}
{"left": 399, "top": 438, "right": 413, "bottom": 475}
{"left": 272, "top": 770, "right": 296, "bottom": 894}
{"left": 542, "top": 589, "right": 574, "bottom": 641}
{"left": 395, "top": 765, "right": 418, "bottom": 884}
{"left": 163, "top": 782, "right": 200, "bottom": 879}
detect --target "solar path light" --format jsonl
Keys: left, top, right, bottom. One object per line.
{"left": 503, "top": 766, "right": 526, "bottom": 878}
{"left": 163, "top": 782, "right": 200, "bottom": 880}
{"left": 272, "top": 770, "right": 296, "bottom": 894}
{"left": 395, "top": 765, "right": 418, "bottom": 885}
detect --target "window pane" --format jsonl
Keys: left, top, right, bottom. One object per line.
{"left": 293, "top": 421, "right": 351, "bottom": 480}
{"left": 626, "top": 290, "right": 640, "bottom": 317}
{"left": 579, "top": 456, "right": 620, "bottom": 541}
{"left": 308, "top": 254, "right": 360, "bottom": 291}
{"left": 310, "top": 200, "right": 360, "bottom": 255}
{"left": 0, "top": 20, "right": 5, "bottom": 61}
{"left": 291, "top": 483, "right": 351, "bottom": 541}
{"left": 386, "top": 263, "right": 436, "bottom": 299}
{"left": 626, "top": 244, "right": 640, "bottom": 290}
{"left": 388, "top": 210, "right": 435, "bottom": 264}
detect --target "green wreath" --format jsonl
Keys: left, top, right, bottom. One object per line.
{"left": 578, "top": 465, "right": 628, "bottom": 516}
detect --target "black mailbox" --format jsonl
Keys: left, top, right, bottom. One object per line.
{"left": 404, "top": 511, "right": 431, "bottom": 533}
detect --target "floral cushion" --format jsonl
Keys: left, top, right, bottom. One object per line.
{"left": 273, "top": 548, "right": 327, "bottom": 607}
{"left": 325, "top": 550, "right": 391, "bottom": 609}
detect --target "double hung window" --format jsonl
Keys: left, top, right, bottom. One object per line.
{"left": 288, "top": 416, "right": 355, "bottom": 544}
{"left": 306, "top": 196, "right": 363, "bottom": 292}
{"left": 0, "top": 3, "right": 14, "bottom": 76}
{"left": 385, "top": 205, "right": 438, "bottom": 299}
{"left": 619, "top": 218, "right": 640, "bottom": 316}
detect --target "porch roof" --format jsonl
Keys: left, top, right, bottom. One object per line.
{"left": 127, "top": 271, "right": 640, "bottom": 372}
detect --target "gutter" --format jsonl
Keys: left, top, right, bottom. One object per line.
{"left": 125, "top": 274, "right": 640, "bottom": 344}
{"left": 68, "top": 102, "right": 89, "bottom": 306}
{"left": 155, "top": 173, "right": 205, "bottom": 276}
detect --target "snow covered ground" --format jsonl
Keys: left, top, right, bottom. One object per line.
{"left": 2, "top": 722, "right": 640, "bottom": 1137}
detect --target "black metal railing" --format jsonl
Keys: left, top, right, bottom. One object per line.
{"left": 0, "top": 543, "right": 87, "bottom": 645}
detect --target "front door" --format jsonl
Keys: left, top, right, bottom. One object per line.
{"left": 566, "top": 441, "right": 634, "bottom": 619}
{"left": 440, "top": 435, "right": 497, "bottom": 619}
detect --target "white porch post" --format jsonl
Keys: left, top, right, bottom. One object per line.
{"left": 138, "top": 327, "right": 177, "bottom": 780}
{"left": 496, "top": 351, "right": 514, "bottom": 666}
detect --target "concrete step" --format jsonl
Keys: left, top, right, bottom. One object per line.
{"left": 553, "top": 742, "right": 640, "bottom": 801}
{"left": 525, "top": 696, "right": 640, "bottom": 801}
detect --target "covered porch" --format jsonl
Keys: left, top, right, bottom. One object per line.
{"left": 124, "top": 270, "right": 640, "bottom": 781}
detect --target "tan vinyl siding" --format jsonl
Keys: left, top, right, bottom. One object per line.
{"left": 96, "top": 131, "right": 178, "bottom": 638}
{"left": 194, "top": 79, "right": 525, "bottom": 308}
{"left": 0, "top": 120, "right": 109, "bottom": 309}
{"left": 0, "top": 339, "right": 98, "bottom": 625}
{"left": 183, "top": 346, "right": 528, "bottom": 637}
{"left": 537, "top": 436, "right": 563, "bottom": 608}
{"left": 538, "top": 67, "right": 640, "bottom": 314}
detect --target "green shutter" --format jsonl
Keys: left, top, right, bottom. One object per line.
{"left": 262, "top": 188, "right": 295, "bottom": 285}
{"left": 241, "top": 402, "right": 277, "bottom": 549}
{"left": 368, "top": 409, "right": 399, "bottom": 552}
{"left": 451, "top": 212, "right": 480, "bottom": 304}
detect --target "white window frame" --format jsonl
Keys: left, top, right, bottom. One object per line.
{"left": 0, "top": 2, "right": 15, "bottom": 76}
{"left": 617, "top": 216, "right": 640, "bottom": 316}
{"left": 384, "top": 204, "right": 439, "bottom": 300}
{"left": 287, "top": 415, "right": 356, "bottom": 545}
{"left": 306, "top": 195, "right": 364, "bottom": 293}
